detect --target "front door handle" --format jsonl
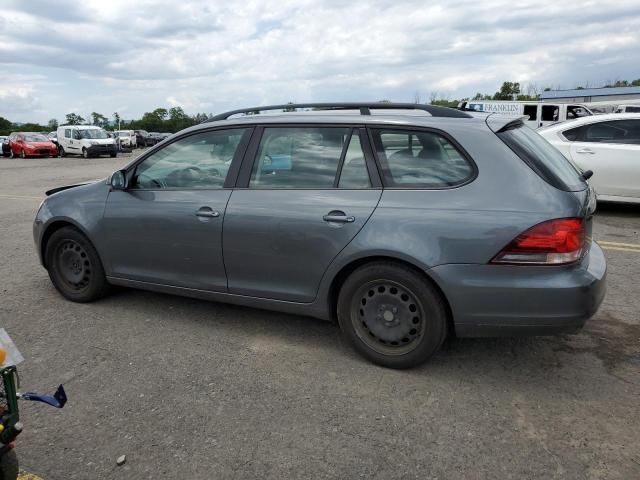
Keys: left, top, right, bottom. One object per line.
{"left": 323, "top": 211, "right": 355, "bottom": 223}
{"left": 576, "top": 148, "right": 595, "bottom": 154}
{"left": 195, "top": 207, "right": 220, "bottom": 218}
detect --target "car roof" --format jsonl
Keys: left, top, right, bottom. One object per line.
{"left": 539, "top": 112, "right": 640, "bottom": 132}
{"left": 177, "top": 112, "right": 496, "bottom": 137}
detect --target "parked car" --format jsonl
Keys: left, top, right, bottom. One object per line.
{"left": 538, "top": 113, "right": 640, "bottom": 203}
{"left": 115, "top": 130, "right": 137, "bottom": 148}
{"left": 7, "top": 132, "right": 58, "bottom": 158}
{"left": 0, "top": 136, "right": 8, "bottom": 156}
{"left": 56, "top": 125, "right": 117, "bottom": 158}
{"left": 48, "top": 131, "right": 58, "bottom": 145}
{"left": 134, "top": 130, "right": 154, "bottom": 147}
{"left": 33, "top": 103, "right": 606, "bottom": 369}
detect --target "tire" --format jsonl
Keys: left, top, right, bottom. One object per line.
{"left": 82, "top": 148, "right": 89, "bottom": 159}
{"left": 0, "top": 449, "right": 19, "bottom": 480}
{"left": 59, "top": 146, "right": 66, "bottom": 157}
{"left": 20, "top": 150, "right": 26, "bottom": 159}
{"left": 9, "top": 149, "right": 14, "bottom": 159}
{"left": 45, "top": 226, "right": 110, "bottom": 302}
{"left": 110, "top": 152, "right": 117, "bottom": 158}
{"left": 337, "top": 261, "right": 447, "bottom": 369}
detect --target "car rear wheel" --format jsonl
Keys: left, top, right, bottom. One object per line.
{"left": 337, "top": 261, "right": 447, "bottom": 369}
{"left": 45, "top": 226, "right": 110, "bottom": 302}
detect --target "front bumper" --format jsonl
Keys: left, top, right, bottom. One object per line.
{"left": 430, "top": 241, "right": 607, "bottom": 337}
{"left": 87, "top": 144, "right": 117, "bottom": 156}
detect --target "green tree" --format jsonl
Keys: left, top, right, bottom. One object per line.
{"left": 47, "top": 118, "right": 58, "bottom": 131}
{"left": 0, "top": 116, "right": 12, "bottom": 135}
{"left": 113, "top": 112, "right": 121, "bottom": 130}
{"left": 65, "top": 113, "right": 85, "bottom": 125}
{"left": 472, "top": 92, "right": 492, "bottom": 100}
{"left": 91, "top": 112, "right": 108, "bottom": 128}
{"left": 493, "top": 82, "right": 521, "bottom": 100}
{"left": 632, "top": 79, "right": 640, "bottom": 86}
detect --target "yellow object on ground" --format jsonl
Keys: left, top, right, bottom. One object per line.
{"left": 18, "top": 472, "right": 45, "bottom": 480}
{"left": 0, "top": 347, "right": 6, "bottom": 366}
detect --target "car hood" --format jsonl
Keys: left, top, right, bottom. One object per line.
{"left": 27, "top": 141, "right": 56, "bottom": 148}
{"left": 45, "top": 178, "right": 104, "bottom": 196}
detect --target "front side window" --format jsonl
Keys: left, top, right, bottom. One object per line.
{"left": 250, "top": 127, "right": 352, "bottom": 188}
{"left": 65, "top": 129, "right": 71, "bottom": 138}
{"left": 373, "top": 129, "right": 474, "bottom": 188}
{"left": 132, "top": 128, "right": 248, "bottom": 189}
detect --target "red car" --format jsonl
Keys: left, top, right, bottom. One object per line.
{"left": 8, "top": 132, "right": 58, "bottom": 158}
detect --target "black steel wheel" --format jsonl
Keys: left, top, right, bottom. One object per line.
{"left": 337, "top": 262, "right": 447, "bottom": 369}
{"left": 59, "top": 145, "right": 66, "bottom": 157}
{"left": 45, "top": 226, "right": 109, "bottom": 302}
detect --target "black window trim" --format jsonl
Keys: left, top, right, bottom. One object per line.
{"left": 234, "top": 123, "right": 382, "bottom": 190}
{"left": 117, "top": 126, "right": 254, "bottom": 191}
{"left": 366, "top": 125, "right": 478, "bottom": 190}
{"left": 562, "top": 119, "right": 640, "bottom": 145}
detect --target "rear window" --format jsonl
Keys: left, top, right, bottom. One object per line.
{"left": 497, "top": 123, "right": 586, "bottom": 192}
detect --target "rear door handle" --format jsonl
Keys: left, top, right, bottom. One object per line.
{"left": 323, "top": 211, "right": 355, "bottom": 223}
{"left": 576, "top": 148, "right": 595, "bottom": 154}
{"left": 195, "top": 207, "right": 220, "bottom": 218}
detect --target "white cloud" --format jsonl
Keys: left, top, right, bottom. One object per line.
{"left": 0, "top": 0, "right": 639, "bottom": 122}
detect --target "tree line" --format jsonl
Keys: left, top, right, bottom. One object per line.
{"left": 2, "top": 78, "right": 639, "bottom": 135}
{"left": 0, "top": 107, "right": 212, "bottom": 136}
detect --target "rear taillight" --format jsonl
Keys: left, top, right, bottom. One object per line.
{"left": 491, "top": 218, "right": 585, "bottom": 265}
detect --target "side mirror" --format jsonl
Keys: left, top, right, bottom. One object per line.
{"left": 110, "top": 170, "right": 128, "bottom": 190}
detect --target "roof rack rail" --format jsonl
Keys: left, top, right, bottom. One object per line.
{"left": 208, "top": 102, "right": 472, "bottom": 121}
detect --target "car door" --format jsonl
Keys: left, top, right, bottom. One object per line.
{"left": 102, "top": 127, "right": 252, "bottom": 291}
{"left": 565, "top": 119, "right": 640, "bottom": 198}
{"left": 223, "top": 125, "right": 382, "bottom": 302}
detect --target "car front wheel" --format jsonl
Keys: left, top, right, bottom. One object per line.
{"left": 82, "top": 148, "right": 89, "bottom": 159}
{"left": 45, "top": 226, "right": 110, "bottom": 302}
{"left": 337, "top": 261, "right": 447, "bottom": 369}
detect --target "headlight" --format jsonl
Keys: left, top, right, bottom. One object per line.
{"left": 90, "top": 141, "right": 98, "bottom": 146}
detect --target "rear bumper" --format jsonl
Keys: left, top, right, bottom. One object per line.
{"left": 430, "top": 241, "right": 607, "bottom": 337}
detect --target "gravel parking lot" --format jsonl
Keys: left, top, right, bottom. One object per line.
{"left": 1, "top": 153, "right": 639, "bottom": 479}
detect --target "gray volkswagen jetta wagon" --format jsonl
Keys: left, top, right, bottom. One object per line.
{"left": 33, "top": 103, "right": 606, "bottom": 368}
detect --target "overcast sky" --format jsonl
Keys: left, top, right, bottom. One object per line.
{"left": 1, "top": 0, "right": 639, "bottom": 123}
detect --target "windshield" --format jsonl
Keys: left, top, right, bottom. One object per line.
{"left": 497, "top": 123, "right": 586, "bottom": 192}
{"left": 117, "top": 131, "right": 130, "bottom": 136}
{"left": 78, "top": 129, "right": 109, "bottom": 139}
{"left": 24, "top": 134, "right": 49, "bottom": 142}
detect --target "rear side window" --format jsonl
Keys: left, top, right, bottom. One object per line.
{"left": 498, "top": 123, "right": 585, "bottom": 192}
{"left": 563, "top": 120, "right": 640, "bottom": 145}
{"left": 372, "top": 129, "right": 474, "bottom": 188}
{"left": 250, "top": 127, "right": 360, "bottom": 189}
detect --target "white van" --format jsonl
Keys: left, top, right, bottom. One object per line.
{"left": 57, "top": 125, "right": 117, "bottom": 158}
{"left": 115, "top": 130, "right": 137, "bottom": 148}
{"left": 457, "top": 101, "right": 593, "bottom": 129}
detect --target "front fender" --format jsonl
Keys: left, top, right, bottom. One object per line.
{"left": 33, "top": 181, "right": 110, "bottom": 268}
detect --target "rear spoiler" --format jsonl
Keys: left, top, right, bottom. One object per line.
{"left": 485, "top": 114, "right": 529, "bottom": 133}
